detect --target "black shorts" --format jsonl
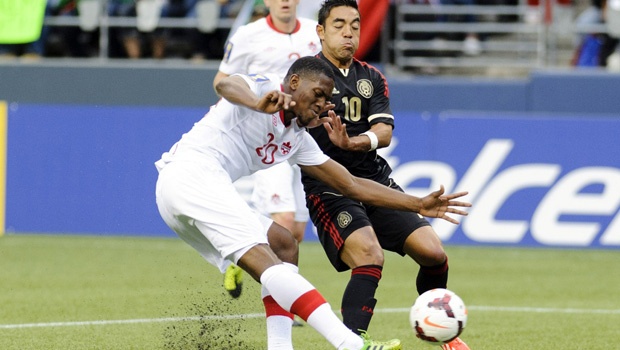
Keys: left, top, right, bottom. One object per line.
{"left": 306, "top": 179, "right": 430, "bottom": 272}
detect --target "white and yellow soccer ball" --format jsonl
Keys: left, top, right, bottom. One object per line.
{"left": 409, "top": 288, "right": 468, "bottom": 344}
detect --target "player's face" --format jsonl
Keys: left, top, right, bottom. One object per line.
{"left": 317, "top": 6, "right": 360, "bottom": 65}
{"left": 292, "top": 74, "right": 334, "bottom": 127}
{"left": 264, "top": 0, "right": 299, "bottom": 22}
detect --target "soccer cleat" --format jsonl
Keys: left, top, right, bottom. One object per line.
{"left": 441, "top": 337, "right": 470, "bottom": 350}
{"left": 223, "top": 264, "right": 243, "bottom": 298}
{"left": 358, "top": 332, "right": 402, "bottom": 350}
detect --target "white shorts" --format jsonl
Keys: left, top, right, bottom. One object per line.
{"left": 250, "top": 162, "right": 310, "bottom": 222}
{"left": 155, "top": 160, "right": 273, "bottom": 273}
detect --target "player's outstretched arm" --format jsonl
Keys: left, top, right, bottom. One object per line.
{"left": 322, "top": 111, "right": 392, "bottom": 152}
{"left": 215, "top": 75, "right": 295, "bottom": 113}
{"left": 418, "top": 185, "right": 470, "bottom": 224}
{"left": 301, "top": 160, "right": 471, "bottom": 224}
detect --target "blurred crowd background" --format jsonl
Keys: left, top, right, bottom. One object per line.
{"left": 1, "top": 0, "right": 619, "bottom": 76}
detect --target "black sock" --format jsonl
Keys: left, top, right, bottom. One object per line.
{"left": 341, "top": 265, "right": 382, "bottom": 334}
{"left": 416, "top": 257, "right": 449, "bottom": 295}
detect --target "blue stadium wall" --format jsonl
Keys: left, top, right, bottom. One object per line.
{"left": 1, "top": 62, "right": 619, "bottom": 249}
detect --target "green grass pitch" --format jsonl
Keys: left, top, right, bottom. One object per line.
{"left": 1, "top": 234, "right": 619, "bottom": 349}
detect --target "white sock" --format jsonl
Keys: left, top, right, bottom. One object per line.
{"left": 306, "top": 304, "right": 363, "bottom": 350}
{"left": 260, "top": 264, "right": 363, "bottom": 349}
{"left": 262, "top": 285, "right": 294, "bottom": 350}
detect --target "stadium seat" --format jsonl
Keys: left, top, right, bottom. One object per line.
{"left": 137, "top": 0, "right": 164, "bottom": 32}
{"left": 77, "top": 0, "right": 101, "bottom": 31}
{"left": 196, "top": 0, "right": 220, "bottom": 33}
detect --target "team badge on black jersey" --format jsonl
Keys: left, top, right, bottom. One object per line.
{"left": 356, "top": 79, "right": 373, "bottom": 99}
{"left": 337, "top": 211, "right": 353, "bottom": 228}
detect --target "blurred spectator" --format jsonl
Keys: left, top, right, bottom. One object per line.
{"left": 572, "top": 0, "right": 619, "bottom": 67}
{"left": 108, "top": 0, "right": 162, "bottom": 58}
{"left": 434, "top": 0, "right": 482, "bottom": 56}
{"left": 161, "top": 0, "right": 199, "bottom": 58}
{"left": 574, "top": 0, "right": 605, "bottom": 44}
{"left": 189, "top": 0, "right": 274, "bottom": 61}
{"left": 108, "top": 0, "right": 200, "bottom": 59}
{"left": 44, "top": 0, "right": 100, "bottom": 57}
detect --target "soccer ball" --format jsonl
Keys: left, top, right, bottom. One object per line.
{"left": 409, "top": 288, "right": 467, "bottom": 344}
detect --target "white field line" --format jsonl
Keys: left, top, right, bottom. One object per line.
{"left": 2, "top": 305, "right": 620, "bottom": 330}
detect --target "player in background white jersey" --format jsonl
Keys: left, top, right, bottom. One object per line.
{"left": 156, "top": 56, "right": 470, "bottom": 350}
{"left": 213, "top": 0, "right": 321, "bottom": 299}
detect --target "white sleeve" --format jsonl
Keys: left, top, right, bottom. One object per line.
{"left": 291, "top": 132, "right": 330, "bottom": 166}
{"left": 236, "top": 74, "right": 280, "bottom": 97}
{"left": 218, "top": 26, "right": 253, "bottom": 75}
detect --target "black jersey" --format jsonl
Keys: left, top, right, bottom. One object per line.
{"left": 303, "top": 52, "right": 395, "bottom": 193}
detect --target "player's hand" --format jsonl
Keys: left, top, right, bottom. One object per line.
{"left": 322, "top": 111, "right": 351, "bottom": 149}
{"left": 419, "top": 185, "right": 471, "bottom": 224}
{"left": 306, "top": 102, "right": 336, "bottom": 128}
{"left": 255, "top": 90, "right": 296, "bottom": 114}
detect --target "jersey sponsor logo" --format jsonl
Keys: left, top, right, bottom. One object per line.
{"left": 288, "top": 52, "right": 301, "bottom": 60}
{"left": 256, "top": 133, "right": 278, "bottom": 164}
{"left": 356, "top": 79, "right": 373, "bottom": 99}
{"left": 337, "top": 211, "right": 353, "bottom": 228}
{"left": 249, "top": 74, "right": 270, "bottom": 82}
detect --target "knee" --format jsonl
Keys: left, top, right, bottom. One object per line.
{"left": 414, "top": 245, "right": 447, "bottom": 267}
{"left": 425, "top": 249, "right": 447, "bottom": 267}
{"left": 267, "top": 223, "right": 299, "bottom": 265}
{"left": 404, "top": 227, "right": 447, "bottom": 266}
{"left": 341, "top": 231, "right": 384, "bottom": 267}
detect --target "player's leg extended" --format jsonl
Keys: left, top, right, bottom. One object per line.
{"left": 267, "top": 221, "right": 305, "bottom": 327}
{"left": 237, "top": 245, "right": 399, "bottom": 350}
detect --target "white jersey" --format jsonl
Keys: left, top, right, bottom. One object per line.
{"left": 219, "top": 15, "right": 321, "bottom": 79}
{"left": 156, "top": 74, "right": 329, "bottom": 182}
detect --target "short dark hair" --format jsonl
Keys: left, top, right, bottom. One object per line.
{"left": 284, "top": 56, "right": 335, "bottom": 82}
{"left": 317, "top": 0, "right": 359, "bottom": 27}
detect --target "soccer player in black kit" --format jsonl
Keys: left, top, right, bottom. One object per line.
{"left": 302, "top": 1, "right": 470, "bottom": 349}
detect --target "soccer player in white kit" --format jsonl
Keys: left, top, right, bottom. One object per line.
{"left": 213, "top": 0, "right": 321, "bottom": 298}
{"left": 156, "top": 57, "right": 471, "bottom": 349}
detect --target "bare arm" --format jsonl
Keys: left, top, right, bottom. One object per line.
{"left": 300, "top": 160, "right": 471, "bottom": 224}
{"left": 212, "top": 71, "right": 230, "bottom": 94}
{"left": 214, "top": 75, "right": 295, "bottom": 113}
{"left": 322, "top": 112, "right": 392, "bottom": 152}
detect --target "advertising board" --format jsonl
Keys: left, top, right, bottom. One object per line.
{"left": 5, "top": 104, "right": 619, "bottom": 248}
